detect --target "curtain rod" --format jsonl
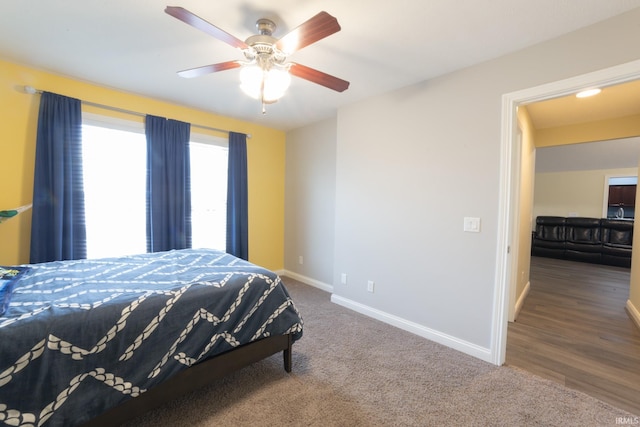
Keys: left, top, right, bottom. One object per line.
{"left": 23, "top": 85, "right": 251, "bottom": 138}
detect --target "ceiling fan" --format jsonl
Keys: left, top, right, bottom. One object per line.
{"left": 165, "top": 6, "right": 350, "bottom": 113}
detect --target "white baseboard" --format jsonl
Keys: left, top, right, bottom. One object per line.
{"left": 280, "top": 270, "right": 333, "bottom": 293}
{"left": 513, "top": 281, "right": 530, "bottom": 321}
{"left": 626, "top": 299, "right": 640, "bottom": 330}
{"left": 330, "top": 294, "right": 493, "bottom": 364}
{"left": 278, "top": 270, "right": 493, "bottom": 363}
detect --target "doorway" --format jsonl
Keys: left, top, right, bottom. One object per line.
{"left": 493, "top": 58, "right": 640, "bottom": 365}
{"left": 512, "top": 137, "right": 640, "bottom": 413}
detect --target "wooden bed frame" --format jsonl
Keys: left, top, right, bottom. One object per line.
{"left": 83, "top": 333, "right": 293, "bottom": 426}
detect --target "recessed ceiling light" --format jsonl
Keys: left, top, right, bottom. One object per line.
{"left": 576, "top": 88, "right": 601, "bottom": 98}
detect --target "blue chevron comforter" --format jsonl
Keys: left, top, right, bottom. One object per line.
{"left": 0, "top": 249, "right": 303, "bottom": 427}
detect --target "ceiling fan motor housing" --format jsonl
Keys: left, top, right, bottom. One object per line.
{"left": 244, "top": 21, "right": 287, "bottom": 67}
{"left": 256, "top": 18, "right": 276, "bottom": 36}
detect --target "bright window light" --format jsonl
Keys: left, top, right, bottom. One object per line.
{"left": 82, "top": 116, "right": 229, "bottom": 258}
{"left": 190, "top": 140, "right": 228, "bottom": 251}
{"left": 82, "top": 124, "right": 147, "bottom": 259}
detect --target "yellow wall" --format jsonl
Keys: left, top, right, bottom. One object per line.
{"left": 535, "top": 114, "right": 640, "bottom": 148}
{"left": 629, "top": 160, "right": 640, "bottom": 329}
{"left": 533, "top": 167, "right": 638, "bottom": 219}
{"left": 513, "top": 107, "right": 536, "bottom": 320}
{"left": 0, "top": 59, "right": 286, "bottom": 270}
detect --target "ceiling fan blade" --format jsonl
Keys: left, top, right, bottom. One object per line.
{"left": 165, "top": 6, "right": 248, "bottom": 50}
{"left": 177, "top": 61, "right": 242, "bottom": 79}
{"left": 289, "top": 63, "right": 349, "bottom": 92}
{"left": 276, "top": 11, "right": 341, "bottom": 54}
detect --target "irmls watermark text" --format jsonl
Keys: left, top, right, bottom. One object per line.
{"left": 616, "top": 416, "right": 640, "bottom": 425}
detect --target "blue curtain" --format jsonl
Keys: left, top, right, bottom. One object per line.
{"left": 145, "top": 115, "right": 192, "bottom": 252}
{"left": 226, "top": 132, "right": 248, "bottom": 260}
{"left": 30, "top": 92, "right": 86, "bottom": 263}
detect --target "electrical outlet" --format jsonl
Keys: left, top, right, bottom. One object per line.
{"left": 298, "top": 255, "right": 303, "bottom": 265}
{"left": 367, "top": 280, "right": 374, "bottom": 293}
{"left": 341, "top": 273, "right": 348, "bottom": 285}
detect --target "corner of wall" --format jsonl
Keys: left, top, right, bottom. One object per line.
{"left": 626, "top": 299, "right": 640, "bottom": 331}
{"left": 281, "top": 270, "right": 334, "bottom": 293}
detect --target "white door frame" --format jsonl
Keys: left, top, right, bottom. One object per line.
{"left": 491, "top": 59, "right": 640, "bottom": 365}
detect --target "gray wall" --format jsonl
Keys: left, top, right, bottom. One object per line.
{"left": 285, "top": 8, "right": 640, "bottom": 361}
{"left": 284, "top": 118, "right": 336, "bottom": 286}
{"left": 536, "top": 137, "right": 640, "bottom": 173}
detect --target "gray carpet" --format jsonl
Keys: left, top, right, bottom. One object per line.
{"left": 124, "top": 277, "right": 637, "bottom": 426}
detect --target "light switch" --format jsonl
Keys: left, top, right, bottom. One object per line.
{"left": 464, "top": 217, "right": 481, "bottom": 233}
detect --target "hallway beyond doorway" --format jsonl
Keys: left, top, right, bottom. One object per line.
{"left": 506, "top": 256, "right": 640, "bottom": 415}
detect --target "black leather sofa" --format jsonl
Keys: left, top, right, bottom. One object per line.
{"left": 531, "top": 216, "right": 633, "bottom": 267}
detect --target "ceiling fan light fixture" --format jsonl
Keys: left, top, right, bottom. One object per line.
{"left": 165, "top": 7, "right": 348, "bottom": 113}
{"left": 239, "top": 63, "right": 291, "bottom": 103}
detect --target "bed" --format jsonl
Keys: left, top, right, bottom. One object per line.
{"left": 0, "top": 248, "right": 303, "bottom": 427}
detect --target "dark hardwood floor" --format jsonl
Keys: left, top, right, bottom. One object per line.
{"left": 506, "top": 256, "right": 640, "bottom": 416}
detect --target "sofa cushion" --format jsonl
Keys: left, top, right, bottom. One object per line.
{"left": 534, "top": 216, "right": 566, "bottom": 241}
{"left": 601, "top": 219, "right": 633, "bottom": 246}
{"left": 565, "top": 217, "right": 601, "bottom": 242}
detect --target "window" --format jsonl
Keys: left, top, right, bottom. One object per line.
{"left": 82, "top": 122, "right": 147, "bottom": 259}
{"left": 82, "top": 114, "right": 228, "bottom": 258}
{"left": 190, "top": 137, "right": 228, "bottom": 251}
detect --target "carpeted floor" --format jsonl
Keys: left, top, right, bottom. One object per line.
{"left": 124, "top": 277, "right": 637, "bottom": 426}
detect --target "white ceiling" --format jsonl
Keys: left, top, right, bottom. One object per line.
{"left": 2, "top": 1, "right": 640, "bottom": 131}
